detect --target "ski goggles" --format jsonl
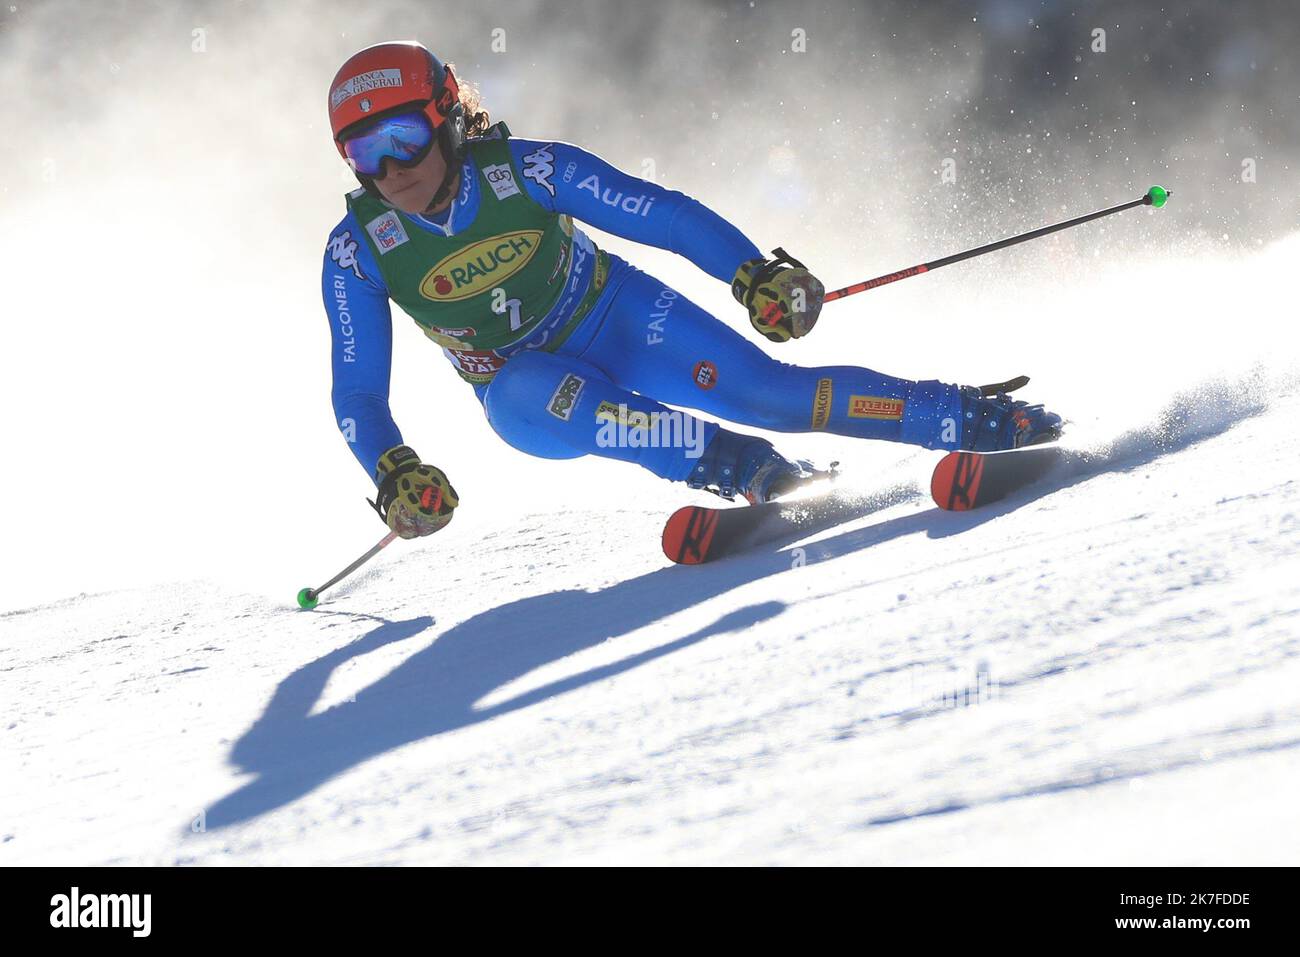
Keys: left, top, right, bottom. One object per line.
{"left": 341, "top": 110, "right": 436, "bottom": 177}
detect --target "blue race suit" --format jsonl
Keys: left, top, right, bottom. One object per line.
{"left": 322, "top": 136, "right": 966, "bottom": 484}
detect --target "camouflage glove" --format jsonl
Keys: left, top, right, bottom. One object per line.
{"left": 369, "top": 445, "right": 459, "bottom": 539}
{"left": 731, "top": 247, "right": 825, "bottom": 343}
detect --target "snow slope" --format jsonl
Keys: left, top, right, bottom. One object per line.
{"left": 4, "top": 372, "right": 1299, "bottom": 866}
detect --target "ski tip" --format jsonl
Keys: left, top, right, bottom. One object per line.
{"left": 931, "top": 444, "right": 1063, "bottom": 511}
{"left": 930, "top": 451, "right": 981, "bottom": 511}
{"left": 662, "top": 505, "right": 719, "bottom": 565}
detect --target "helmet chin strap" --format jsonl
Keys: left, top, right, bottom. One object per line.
{"left": 424, "top": 173, "right": 457, "bottom": 213}
{"left": 421, "top": 130, "right": 462, "bottom": 214}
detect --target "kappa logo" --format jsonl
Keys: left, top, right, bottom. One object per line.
{"left": 482, "top": 162, "right": 521, "bottom": 201}
{"left": 693, "top": 360, "right": 719, "bottom": 390}
{"left": 848, "top": 395, "right": 905, "bottom": 420}
{"left": 522, "top": 144, "right": 557, "bottom": 196}
{"left": 419, "top": 230, "right": 543, "bottom": 301}
{"left": 327, "top": 230, "right": 366, "bottom": 280}
{"left": 364, "top": 212, "right": 409, "bottom": 254}
{"left": 811, "top": 378, "right": 833, "bottom": 430}
{"left": 547, "top": 372, "right": 586, "bottom": 421}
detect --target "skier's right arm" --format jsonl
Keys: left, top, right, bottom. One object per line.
{"left": 321, "top": 216, "right": 404, "bottom": 482}
{"left": 322, "top": 216, "right": 461, "bottom": 538}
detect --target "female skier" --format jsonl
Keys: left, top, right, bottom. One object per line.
{"left": 322, "top": 41, "right": 1061, "bottom": 538}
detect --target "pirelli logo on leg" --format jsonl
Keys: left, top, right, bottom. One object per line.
{"left": 811, "top": 378, "right": 833, "bottom": 430}
{"left": 848, "top": 395, "right": 906, "bottom": 420}
{"left": 547, "top": 372, "right": 586, "bottom": 421}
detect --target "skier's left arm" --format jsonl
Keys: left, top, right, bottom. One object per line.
{"left": 508, "top": 137, "right": 760, "bottom": 283}
{"left": 508, "top": 137, "right": 825, "bottom": 341}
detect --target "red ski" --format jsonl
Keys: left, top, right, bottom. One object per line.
{"left": 930, "top": 445, "right": 1065, "bottom": 511}
{"left": 662, "top": 480, "right": 913, "bottom": 565}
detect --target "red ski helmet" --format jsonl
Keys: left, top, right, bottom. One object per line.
{"left": 328, "top": 41, "right": 467, "bottom": 193}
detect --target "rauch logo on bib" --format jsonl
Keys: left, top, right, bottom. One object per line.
{"left": 419, "top": 231, "right": 542, "bottom": 302}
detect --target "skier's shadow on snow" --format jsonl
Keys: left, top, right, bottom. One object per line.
{"left": 202, "top": 389, "right": 1261, "bottom": 829}
{"left": 202, "top": 594, "right": 786, "bottom": 829}
{"left": 202, "top": 481, "right": 928, "bottom": 831}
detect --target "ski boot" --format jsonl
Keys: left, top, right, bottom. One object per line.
{"left": 958, "top": 386, "right": 1063, "bottom": 451}
{"left": 687, "top": 429, "right": 816, "bottom": 504}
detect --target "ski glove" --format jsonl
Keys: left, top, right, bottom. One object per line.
{"left": 731, "top": 247, "right": 825, "bottom": 343}
{"left": 369, "top": 445, "right": 459, "bottom": 539}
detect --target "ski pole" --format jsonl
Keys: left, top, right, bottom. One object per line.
{"left": 823, "top": 184, "right": 1171, "bottom": 304}
{"left": 296, "top": 530, "right": 399, "bottom": 609}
